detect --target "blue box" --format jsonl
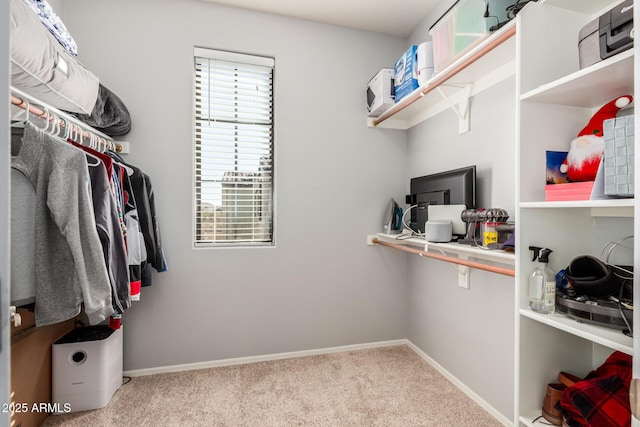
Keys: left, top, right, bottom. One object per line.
{"left": 394, "top": 45, "right": 419, "bottom": 102}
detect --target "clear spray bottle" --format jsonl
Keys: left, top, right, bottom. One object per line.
{"left": 528, "top": 246, "right": 555, "bottom": 314}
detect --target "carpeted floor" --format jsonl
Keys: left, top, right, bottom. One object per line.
{"left": 42, "top": 345, "right": 502, "bottom": 426}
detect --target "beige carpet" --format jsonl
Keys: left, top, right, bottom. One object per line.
{"left": 42, "top": 345, "right": 502, "bottom": 426}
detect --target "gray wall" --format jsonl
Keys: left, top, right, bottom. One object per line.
{"left": 404, "top": 7, "right": 516, "bottom": 420}
{"left": 0, "top": 0, "right": 10, "bottom": 423}
{"left": 63, "top": 0, "right": 409, "bottom": 371}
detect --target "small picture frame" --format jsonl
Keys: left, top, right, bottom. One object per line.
{"left": 546, "top": 151, "right": 568, "bottom": 184}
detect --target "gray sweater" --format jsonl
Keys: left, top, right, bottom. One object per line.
{"left": 12, "top": 123, "right": 113, "bottom": 326}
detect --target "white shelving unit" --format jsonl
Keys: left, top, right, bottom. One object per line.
{"left": 367, "top": 0, "right": 637, "bottom": 423}
{"left": 516, "top": 0, "right": 636, "bottom": 425}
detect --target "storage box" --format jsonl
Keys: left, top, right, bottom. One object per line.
{"left": 429, "top": 0, "right": 520, "bottom": 73}
{"left": 545, "top": 181, "right": 595, "bottom": 201}
{"left": 52, "top": 326, "right": 123, "bottom": 413}
{"left": 394, "top": 45, "right": 419, "bottom": 102}
{"left": 603, "top": 115, "right": 634, "bottom": 197}
{"left": 366, "top": 68, "right": 395, "bottom": 117}
{"left": 429, "top": 0, "right": 490, "bottom": 73}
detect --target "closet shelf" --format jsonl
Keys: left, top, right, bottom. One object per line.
{"left": 520, "top": 49, "right": 634, "bottom": 107}
{"left": 542, "top": 0, "right": 627, "bottom": 15}
{"left": 520, "top": 199, "right": 634, "bottom": 217}
{"left": 369, "top": 20, "right": 516, "bottom": 130}
{"left": 520, "top": 308, "right": 633, "bottom": 355}
{"left": 519, "top": 410, "right": 562, "bottom": 427}
{"left": 10, "top": 86, "right": 125, "bottom": 153}
{"left": 369, "top": 233, "right": 515, "bottom": 277}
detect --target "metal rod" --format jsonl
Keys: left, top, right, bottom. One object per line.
{"left": 372, "top": 237, "right": 515, "bottom": 277}
{"left": 10, "top": 88, "right": 122, "bottom": 153}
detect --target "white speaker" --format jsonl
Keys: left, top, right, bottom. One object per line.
{"left": 425, "top": 219, "right": 452, "bottom": 243}
{"left": 417, "top": 42, "right": 434, "bottom": 86}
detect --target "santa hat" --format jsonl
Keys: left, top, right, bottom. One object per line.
{"left": 578, "top": 95, "right": 633, "bottom": 137}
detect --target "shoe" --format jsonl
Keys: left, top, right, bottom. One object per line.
{"left": 542, "top": 383, "right": 566, "bottom": 425}
{"left": 558, "top": 371, "right": 582, "bottom": 387}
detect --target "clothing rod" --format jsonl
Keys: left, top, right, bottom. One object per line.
{"left": 371, "top": 237, "right": 515, "bottom": 277}
{"left": 9, "top": 87, "right": 122, "bottom": 153}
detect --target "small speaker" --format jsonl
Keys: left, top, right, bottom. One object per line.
{"left": 425, "top": 219, "right": 452, "bottom": 243}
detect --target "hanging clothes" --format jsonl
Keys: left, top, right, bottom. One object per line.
{"left": 107, "top": 151, "right": 166, "bottom": 287}
{"left": 12, "top": 122, "right": 113, "bottom": 326}
{"left": 80, "top": 147, "right": 131, "bottom": 313}
{"left": 10, "top": 167, "right": 36, "bottom": 307}
{"left": 125, "top": 208, "right": 146, "bottom": 301}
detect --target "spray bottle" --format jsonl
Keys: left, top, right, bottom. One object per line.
{"left": 528, "top": 246, "right": 555, "bottom": 314}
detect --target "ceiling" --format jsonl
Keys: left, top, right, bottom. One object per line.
{"left": 199, "top": 0, "right": 445, "bottom": 37}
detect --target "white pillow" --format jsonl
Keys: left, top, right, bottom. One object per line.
{"left": 10, "top": 0, "right": 99, "bottom": 114}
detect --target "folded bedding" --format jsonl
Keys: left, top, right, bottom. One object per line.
{"left": 21, "top": 0, "right": 78, "bottom": 57}
{"left": 70, "top": 84, "right": 132, "bottom": 137}
{"left": 10, "top": 0, "right": 99, "bottom": 114}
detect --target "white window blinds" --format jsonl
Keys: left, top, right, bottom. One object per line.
{"left": 193, "top": 48, "right": 274, "bottom": 246}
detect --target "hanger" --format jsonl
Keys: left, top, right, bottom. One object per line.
{"left": 10, "top": 97, "right": 30, "bottom": 128}
{"left": 40, "top": 105, "right": 51, "bottom": 133}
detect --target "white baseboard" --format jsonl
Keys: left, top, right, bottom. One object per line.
{"left": 123, "top": 339, "right": 407, "bottom": 377}
{"left": 124, "top": 338, "right": 511, "bottom": 427}
{"left": 405, "top": 341, "right": 513, "bottom": 427}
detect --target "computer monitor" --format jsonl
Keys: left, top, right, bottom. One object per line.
{"left": 408, "top": 165, "right": 476, "bottom": 234}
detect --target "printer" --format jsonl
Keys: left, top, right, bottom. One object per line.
{"left": 366, "top": 68, "right": 395, "bottom": 118}
{"left": 579, "top": 0, "right": 633, "bottom": 69}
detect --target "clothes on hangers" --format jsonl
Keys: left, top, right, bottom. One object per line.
{"left": 12, "top": 122, "right": 114, "bottom": 326}
{"left": 107, "top": 151, "right": 167, "bottom": 287}
{"left": 125, "top": 209, "right": 146, "bottom": 301}
{"left": 81, "top": 148, "right": 131, "bottom": 314}
{"left": 10, "top": 167, "right": 36, "bottom": 307}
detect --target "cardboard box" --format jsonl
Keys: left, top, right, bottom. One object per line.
{"left": 11, "top": 310, "right": 75, "bottom": 427}
{"left": 394, "top": 45, "right": 419, "bottom": 102}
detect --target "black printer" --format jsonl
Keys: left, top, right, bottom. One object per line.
{"left": 578, "top": 0, "right": 634, "bottom": 69}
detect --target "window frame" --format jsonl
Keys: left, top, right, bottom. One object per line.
{"left": 192, "top": 47, "right": 275, "bottom": 248}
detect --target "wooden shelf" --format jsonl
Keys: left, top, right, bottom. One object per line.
{"left": 369, "top": 21, "right": 516, "bottom": 130}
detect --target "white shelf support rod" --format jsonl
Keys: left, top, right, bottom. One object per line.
{"left": 436, "top": 84, "right": 472, "bottom": 134}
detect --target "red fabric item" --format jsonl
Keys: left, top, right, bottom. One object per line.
{"left": 577, "top": 96, "right": 632, "bottom": 137}
{"left": 560, "top": 351, "right": 632, "bottom": 427}
{"left": 130, "top": 279, "right": 141, "bottom": 300}
{"left": 109, "top": 317, "right": 122, "bottom": 330}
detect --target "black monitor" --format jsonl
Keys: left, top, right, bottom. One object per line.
{"left": 407, "top": 165, "right": 476, "bottom": 233}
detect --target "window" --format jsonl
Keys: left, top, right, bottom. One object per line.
{"left": 193, "top": 48, "right": 274, "bottom": 247}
